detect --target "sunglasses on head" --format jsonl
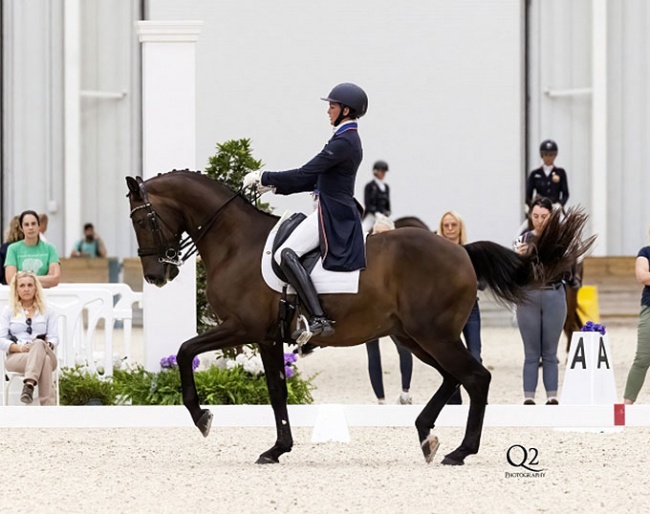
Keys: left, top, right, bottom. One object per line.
{"left": 26, "top": 317, "right": 32, "bottom": 335}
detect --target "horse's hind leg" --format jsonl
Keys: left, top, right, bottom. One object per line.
{"left": 402, "top": 341, "right": 463, "bottom": 463}
{"left": 255, "top": 340, "right": 293, "bottom": 464}
{"left": 427, "top": 339, "right": 491, "bottom": 466}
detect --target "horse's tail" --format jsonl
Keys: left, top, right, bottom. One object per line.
{"left": 463, "top": 207, "right": 596, "bottom": 305}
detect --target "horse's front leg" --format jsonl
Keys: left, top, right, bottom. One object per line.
{"left": 176, "top": 323, "right": 247, "bottom": 437}
{"left": 255, "top": 340, "right": 293, "bottom": 464}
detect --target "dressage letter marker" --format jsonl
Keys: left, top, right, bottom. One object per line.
{"left": 559, "top": 332, "right": 617, "bottom": 405}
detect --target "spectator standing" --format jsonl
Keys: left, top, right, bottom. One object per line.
{"left": 365, "top": 214, "right": 413, "bottom": 405}
{"left": 70, "top": 223, "right": 107, "bottom": 258}
{"left": 362, "top": 160, "right": 391, "bottom": 233}
{"left": 0, "top": 271, "right": 59, "bottom": 405}
{"left": 0, "top": 216, "right": 23, "bottom": 285}
{"left": 4, "top": 210, "right": 60, "bottom": 288}
{"left": 515, "top": 197, "right": 565, "bottom": 405}
{"left": 438, "top": 211, "right": 482, "bottom": 405}
{"left": 623, "top": 237, "right": 650, "bottom": 404}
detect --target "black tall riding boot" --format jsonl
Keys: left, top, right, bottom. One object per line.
{"left": 279, "top": 248, "right": 334, "bottom": 338}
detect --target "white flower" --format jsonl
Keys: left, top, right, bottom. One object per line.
{"left": 225, "top": 359, "right": 237, "bottom": 371}
{"left": 242, "top": 354, "right": 264, "bottom": 376}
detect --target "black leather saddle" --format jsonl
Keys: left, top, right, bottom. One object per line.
{"left": 271, "top": 213, "right": 321, "bottom": 283}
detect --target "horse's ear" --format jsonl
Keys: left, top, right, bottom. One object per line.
{"left": 126, "top": 176, "right": 142, "bottom": 199}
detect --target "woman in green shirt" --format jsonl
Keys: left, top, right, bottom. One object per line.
{"left": 4, "top": 210, "right": 60, "bottom": 288}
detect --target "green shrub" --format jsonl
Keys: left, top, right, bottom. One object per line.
{"left": 59, "top": 367, "right": 117, "bottom": 406}
{"left": 59, "top": 358, "right": 315, "bottom": 406}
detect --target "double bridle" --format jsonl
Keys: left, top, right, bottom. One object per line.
{"left": 129, "top": 180, "right": 241, "bottom": 267}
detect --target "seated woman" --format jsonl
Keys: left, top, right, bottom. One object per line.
{"left": 4, "top": 210, "right": 61, "bottom": 288}
{"left": 0, "top": 271, "right": 59, "bottom": 405}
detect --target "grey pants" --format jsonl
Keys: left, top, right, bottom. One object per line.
{"left": 516, "top": 286, "right": 567, "bottom": 398}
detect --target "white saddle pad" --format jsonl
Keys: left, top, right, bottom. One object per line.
{"left": 261, "top": 212, "right": 361, "bottom": 294}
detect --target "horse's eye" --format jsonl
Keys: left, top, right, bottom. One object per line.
{"left": 134, "top": 218, "right": 145, "bottom": 228}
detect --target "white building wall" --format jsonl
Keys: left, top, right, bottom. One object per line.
{"left": 2, "top": 0, "right": 649, "bottom": 257}
{"left": 149, "top": 0, "right": 525, "bottom": 246}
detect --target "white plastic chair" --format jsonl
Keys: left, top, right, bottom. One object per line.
{"left": 57, "top": 283, "right": 142, "bottom": 361}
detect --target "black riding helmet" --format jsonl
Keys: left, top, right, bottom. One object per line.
{"left": 373, "top": 160, "right": 389, "bottom": 172}
{"left": 321, "top": 83, "right": 368, "bottom": 125}
{"left": 540, "top": 140, "right": 558, "bottom": 154}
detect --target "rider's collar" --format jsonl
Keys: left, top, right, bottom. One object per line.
{"left": 333, "top": 120, "right": 358, "bottom": 136}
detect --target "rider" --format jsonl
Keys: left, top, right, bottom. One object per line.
{"left": 243, "top": 83, "right": 368, "bottom": 339}
{"left": 362, "top": 160, "right": 391, "bottom": 233}
{"left": 525, "top": 139, "right": 570, "bottom": 212}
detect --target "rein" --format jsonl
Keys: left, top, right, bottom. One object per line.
{"left": 129, "top": 180, "right": 243, "bottom": 266}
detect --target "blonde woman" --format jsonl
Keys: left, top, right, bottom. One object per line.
{"left": 0, "top": 271, "right": 59, "bottom": 404}
{"left": 439, "top": 211, "right": 482, "bottom": 404}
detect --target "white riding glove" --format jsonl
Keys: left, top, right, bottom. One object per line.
{"left": 243, "top": 171, "right": 274, "bottom": 194}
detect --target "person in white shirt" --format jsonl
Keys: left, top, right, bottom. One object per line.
{"left": 0, "top": 271, "right": 59, "bottom": 405}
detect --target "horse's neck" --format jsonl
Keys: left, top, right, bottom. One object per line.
{"left": 191, "top": 198, "right": 276, "bottom": 267}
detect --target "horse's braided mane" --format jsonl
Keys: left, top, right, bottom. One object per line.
{"left": 156, "top": 168, "right": 277, "bottom": 220}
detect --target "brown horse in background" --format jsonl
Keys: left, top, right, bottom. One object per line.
{"left": 126, "top": 171, "right": 593, "bottom": 466}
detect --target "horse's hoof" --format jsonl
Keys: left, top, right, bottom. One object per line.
{"left": 255, "top": 454, "right": 279, "bottom": 465}
{"left": 197, "top": 409, "right": 213, "bottom": 438}
{"left": 441, "top": 452, "right": 465, "bottom": 466}
{"left": 420, "top": 435, "right": 440, "bottom": 464}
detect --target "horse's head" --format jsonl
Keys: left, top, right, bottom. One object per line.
{"left": 126, "top": 176, "right": 182, "bottom": 287}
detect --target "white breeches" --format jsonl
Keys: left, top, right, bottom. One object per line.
{"left": 274, "top": 209, "right": 320, "bottom": 265}
{"left": 362, "top": 214, "right": 376, "bottom": 233}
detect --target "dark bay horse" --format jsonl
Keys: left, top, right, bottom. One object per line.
{"left": 126, "top": 171, "right": 593, "bottom": 466}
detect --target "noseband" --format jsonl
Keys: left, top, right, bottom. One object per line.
{"left": 129, "top": 179, "right": 241, "bottom": 267}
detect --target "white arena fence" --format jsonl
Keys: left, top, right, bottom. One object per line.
{"left": 0, "top": 404, "right": 649, "bottom": 441}
{"left": 0, "top": 283, "right": 142, "bottom": 377}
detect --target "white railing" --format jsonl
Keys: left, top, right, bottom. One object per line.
{"left": 0, "top": 283, "right": 142, "bottom": 377}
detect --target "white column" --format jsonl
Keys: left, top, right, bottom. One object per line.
{"left": 591, "top": 0, "right": 608, "bottom": 255}
{"left": 63, "top": 0, "right": 82, "bottom": 254}
{"left": 136, "top": 21, "right": 203, "bottom": 371}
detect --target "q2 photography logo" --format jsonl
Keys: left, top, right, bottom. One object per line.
{"left": 504, "top": 444, "right": 546, "bottom": 478}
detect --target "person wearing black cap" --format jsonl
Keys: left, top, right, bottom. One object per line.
{"left": 525, "top": 140, "right": 570, "bottom": 210}
{"left": 362, "top": 160, "right": 391, "bottom": 233}
{"left": 243, "top": 83, "right": 368, "bottom": 340}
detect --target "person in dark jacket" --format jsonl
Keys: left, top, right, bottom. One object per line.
{"left": 525, "top": 139, "right": 569, "bottom": 211}
{"left": 362, "top": 160, "right": 391, "bottom": 233}
{"left": 243, "top": 83, "right": 368, "bottom": 339}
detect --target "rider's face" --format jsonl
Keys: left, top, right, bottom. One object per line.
{"left": 327, "top": 102, "right": 341, "bottom": 126}
{"left": 327, "top": 103, "right": 350, "bottom": 126}
{"left": 541, "top": 152, "right": 557, "bottom": 166}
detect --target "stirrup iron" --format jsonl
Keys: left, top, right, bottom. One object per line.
{"left": 294, "top": 314, "right": 313, "bottom": 346}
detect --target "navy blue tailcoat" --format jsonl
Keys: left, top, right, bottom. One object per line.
{"left": 261, "top": 124, "right": 366, "bottom": 272}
